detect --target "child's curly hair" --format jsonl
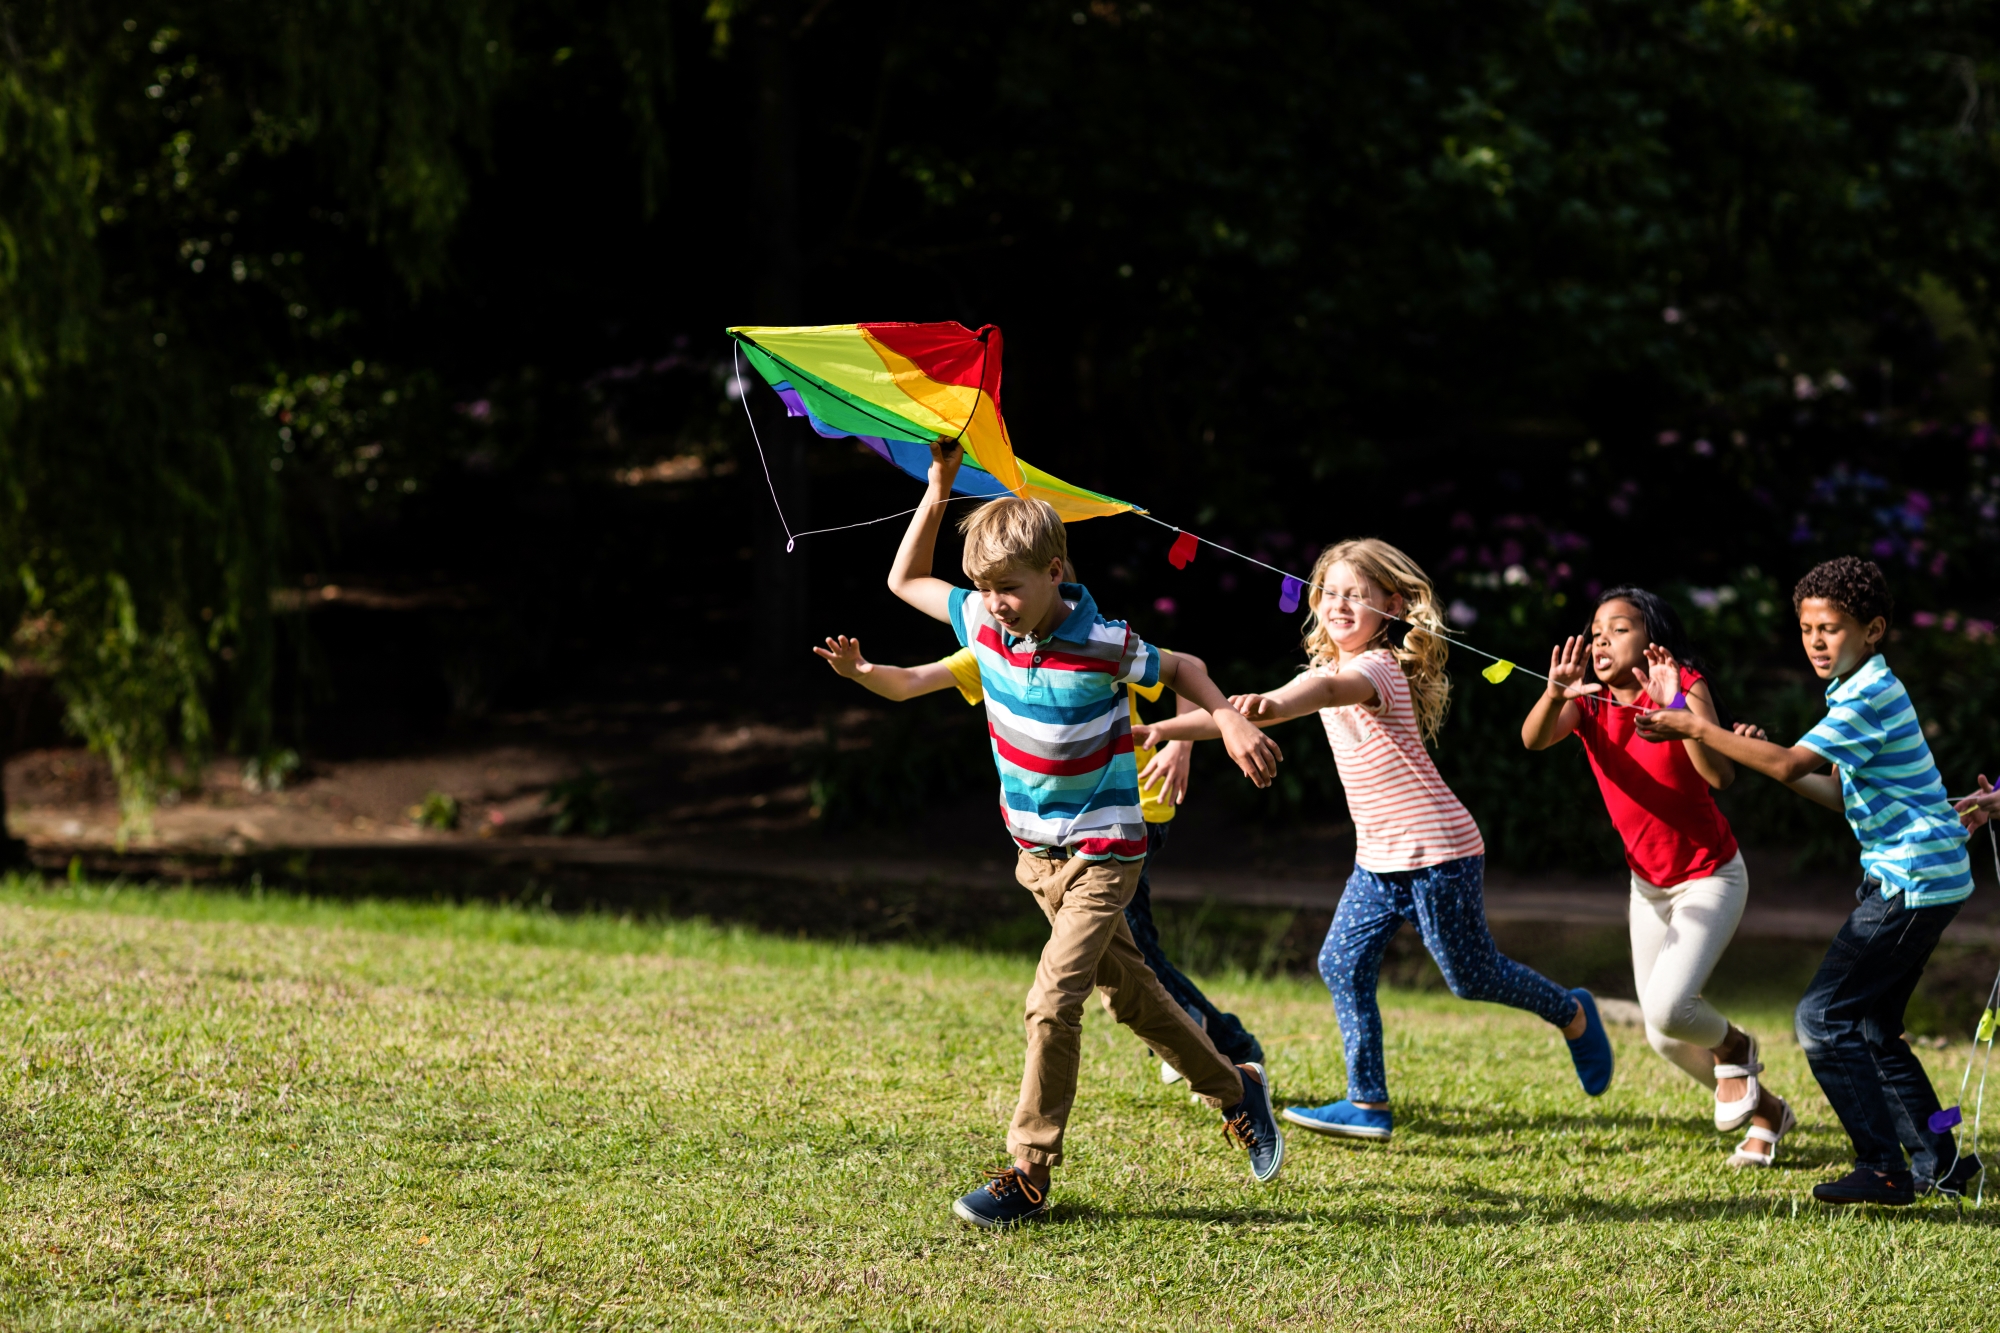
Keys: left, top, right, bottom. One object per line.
{"left": 1303, "top": 538, "right": 1452, "bottom": 744}
{"left": 1793, "top": 556, "right": 1893, "bottom": 628}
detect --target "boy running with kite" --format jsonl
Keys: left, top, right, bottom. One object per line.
{"left": 886, "top": 440, "right": 1286, "bottom": 1228}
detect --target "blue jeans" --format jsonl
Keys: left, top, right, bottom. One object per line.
{"left": 1123, "top": 824, "right": 1264, "bottom": 1064}
{"left": 1795, "top": 880, "right": 1963, "bottom": 1180}
{"left": 1319, "top": 854, "right": 1577, "bottom": 1103}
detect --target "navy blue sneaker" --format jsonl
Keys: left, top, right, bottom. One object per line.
{"left": 1813, "top": 1167, "right": 1915, "bottom": 1207}
{"left": 1565, "top": 988, "right": 1614, "bottom": 1097}
{"left": 1282, "top": 1098, "right": 1393, "bottom": 1141}
{"left": 952, "top": 1167, "right": 1049, "bottom": 1228}
{"left": 1220, "top": 1062, "right": 1285, "bottom": 1182}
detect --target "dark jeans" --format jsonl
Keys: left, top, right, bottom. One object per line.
{"left": 1124, "top": 824, "right": 1264, "bottom": 1064}
{"left": 1795, "top": 879, "right": 1963, "bottom": 1180}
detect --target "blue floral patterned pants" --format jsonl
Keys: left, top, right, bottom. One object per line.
{"left": 1318, "top": 854, "right": 1577, "bottom": 1103}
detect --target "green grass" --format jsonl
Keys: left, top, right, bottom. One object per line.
{"left": 0, "top": 874, "right": 1994, "bottom": 1330}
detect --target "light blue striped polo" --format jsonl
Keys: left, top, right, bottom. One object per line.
{"left": 1797, "top": 653, "right": 1972, "bottom": 906}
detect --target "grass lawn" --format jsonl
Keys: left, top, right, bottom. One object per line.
{"left": 0, "top": 875, "right": 1992, "bottom": 1331}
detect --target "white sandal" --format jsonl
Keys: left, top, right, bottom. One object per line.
{"left": 1714, "top": 1032, "right": 1763, "bottom": 1133}
{"left": 1727, "top": 1097, "right": 1795, "bottom": 1169}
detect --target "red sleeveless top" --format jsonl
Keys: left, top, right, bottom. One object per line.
{"left": 1572, "top": 666, "right": 1739, "bottom": 887}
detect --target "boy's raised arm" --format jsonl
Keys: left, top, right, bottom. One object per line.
{"left": 886, "top": 441, "right": 964, "bottom": 624}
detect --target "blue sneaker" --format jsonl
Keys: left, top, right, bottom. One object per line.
{"left": 1220, "top": 1062, "right": 1285, "bottom": 1182}
{"left": 952, "top": 1167, "right": 1049, "bottom": 1229}
{"left": 1565, "top": 988, "right": 1614, "bottom": 1097}
{"left": 1282, "top": 1098, "right": 1393, "bottom": 1141}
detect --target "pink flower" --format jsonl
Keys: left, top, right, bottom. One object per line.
{"left": 1912, "top": 611, "right": 1938, "bottom": 628}
{"left": 1153, "top": 597, "right": 1177, "bottom": 615}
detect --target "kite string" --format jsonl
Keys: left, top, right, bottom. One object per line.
{"left": 734, "top": 344, "right": 800, "bottom": 553}
{"left": 1133, "top": 513, "right": 1650, "bottom": 709}
{"left": 1937, "top": 822, "right": 2000, "bottom": 1205}
{"left": 732, "top": 336, "right": 993, "bottom": 551}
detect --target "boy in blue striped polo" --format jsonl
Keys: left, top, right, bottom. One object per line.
{"left": 887, "top": 440, "right": 1287, "bottom": 1227}
{"left": 1639, "top": 557, "right": 1976, "bottom": 1205}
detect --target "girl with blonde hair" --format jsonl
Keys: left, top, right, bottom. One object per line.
{"left": 1141, "top": 538, "right": 1613, "bottom": 1142}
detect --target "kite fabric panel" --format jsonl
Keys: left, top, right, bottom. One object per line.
{"left": 727, "top": 322, "right": 1139, "bottom": 522}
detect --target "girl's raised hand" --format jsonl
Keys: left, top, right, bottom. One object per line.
{"left": 812, "top": 635, "right": 870, "bottom": 679}
{"left": 1637, "top": 643, "right": 1683, "bottom": 706}
{"left": 1231, "top": 693, "right": 1281, "bottom": 720}
{"left": 1546, "top": 636, "right": 1602, "bottom": 698}
{"left": 1732, "top": 722, "right": 1769, "bottom": 741}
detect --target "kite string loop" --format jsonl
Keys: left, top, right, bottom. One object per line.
{"left": 1937, "top": 821, "right": 2000, "bottom": 1205}
{"left": 735, "top": 344, "right": 800, "bottom": 553}
{"left": 732, "top": 339, "right": 986, "bottom": 549}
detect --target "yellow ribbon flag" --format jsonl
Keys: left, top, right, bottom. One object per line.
{"left": 1481, "top": 660, "right": 1516, "bottom": 684}
{"left": 1978, "top": 1007, "right": 1996, "bottom": 1044}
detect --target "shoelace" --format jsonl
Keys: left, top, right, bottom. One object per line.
{"left": 983, "top": 1167, "right": 1045, "bottom": 1205}
{"left": 1221, "top": 1109, "right": 1262, "bottom": 1153}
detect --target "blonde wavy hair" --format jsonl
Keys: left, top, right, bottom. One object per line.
{"left": 1303, "top": 537, "right": 1453, "bottom": 744}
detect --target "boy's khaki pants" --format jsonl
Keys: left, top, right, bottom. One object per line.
{"left": 1008, "top": 850, "right": 1245, "bottom": 1166}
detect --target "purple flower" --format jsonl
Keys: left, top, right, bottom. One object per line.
{"left": 1913, "top": 611, "right": 1939, "bottom": 628}
{"left": 1153, "top": 597, "right": 1177, "bottom": 615}
{"left": 1693, "top": 438, "right": 1714, "bottom": 456}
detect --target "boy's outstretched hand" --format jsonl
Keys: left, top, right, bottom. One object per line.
{"left": 1217, "top": 710, "right": 1283, "bottom": 787}
{"left": 1955, "top": 773, "right": 1998, "bottom": 831}
{"left": 812, "top": 635, "right": 872, "bottom": 680}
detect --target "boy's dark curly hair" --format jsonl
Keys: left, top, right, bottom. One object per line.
{"left": 1793, "top": 556, "right": 1893, "bottom": 628}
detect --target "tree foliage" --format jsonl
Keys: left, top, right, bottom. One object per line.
{"left": 4, "top": 0, "right": 2000, "bottom": 861}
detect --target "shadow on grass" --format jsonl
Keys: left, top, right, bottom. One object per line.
{"left": 20, "top": 846, "right": 1994, "bottom": 1036}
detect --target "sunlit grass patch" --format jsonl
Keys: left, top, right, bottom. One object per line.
{"left": 0, "top": 874, "right": 1991, "bottom": 1331}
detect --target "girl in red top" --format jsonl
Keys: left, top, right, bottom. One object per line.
{"left": 1522, "top": 587, "right": 1794, "bottom": 1168}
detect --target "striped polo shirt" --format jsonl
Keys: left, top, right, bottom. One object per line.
{"left": 947, "top": 583, "right": 1158, "bottom": 860}
{"left": 941, "top": 646, "right": 1181, "bottom": 825}
{"left": 1316, "top": 650, "right": 1485, "bottom": 872}
{"left": 1797, "top": 653, "right": 1971, "bottom": 906}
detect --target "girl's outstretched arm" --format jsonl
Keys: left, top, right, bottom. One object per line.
{"left": 1233, "top": 668, "right": 1373, "bottom": 724}
{"left": 1521, "top": 635, "right": 1593, "bottom": 750}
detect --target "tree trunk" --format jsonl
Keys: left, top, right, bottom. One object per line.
{"left": 744, "top": 3, "right": 810, "bottom": 689}
{"left": 0, "top": 672, "right": 29, "bottom": 869}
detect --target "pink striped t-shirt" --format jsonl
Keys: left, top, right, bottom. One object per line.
{"left": 1316, "top": 650, "right": 1485, "bottom": 872}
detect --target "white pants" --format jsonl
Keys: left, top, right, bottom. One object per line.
{"left": 1628, "top": 850, "right": 1749, "bottom": 1088}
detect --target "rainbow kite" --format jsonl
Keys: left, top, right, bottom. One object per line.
{"left": 727, "top": 322, "right": 1138, "bottom": 522}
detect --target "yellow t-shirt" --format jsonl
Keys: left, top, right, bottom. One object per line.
{"left": 939, "top": 647, "right": 1178, "bottom": 824}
